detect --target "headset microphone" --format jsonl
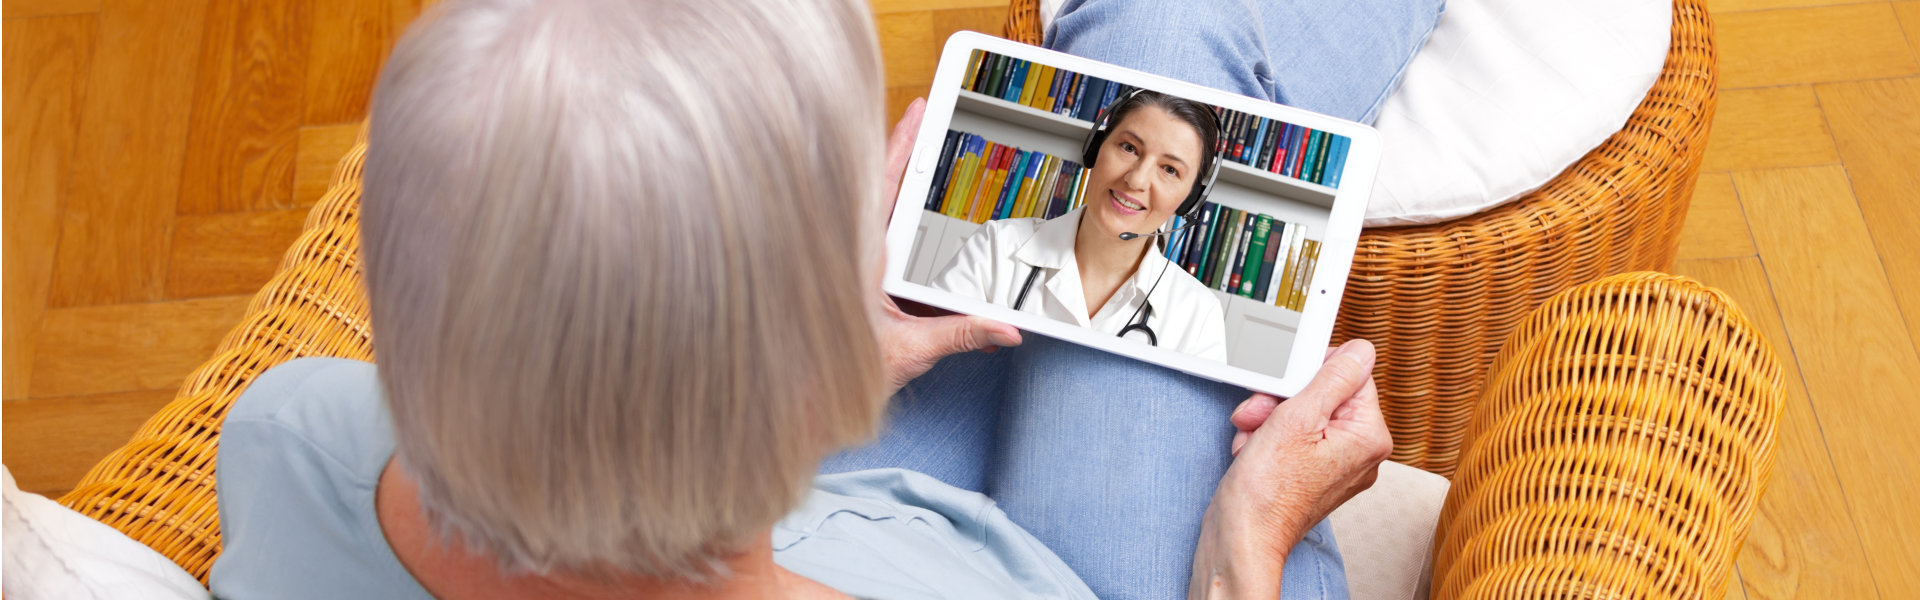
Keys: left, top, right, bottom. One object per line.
{"left": 1118, "top": 213, "right": 1209, "bottom": 241}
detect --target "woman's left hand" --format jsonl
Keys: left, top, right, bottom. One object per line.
{"left": 878, "top": 98, "right": 1022, "bottom": 393}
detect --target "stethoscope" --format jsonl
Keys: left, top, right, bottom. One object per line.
{"left": 1011, "top": 260, "right": 1167, "bottom": 347}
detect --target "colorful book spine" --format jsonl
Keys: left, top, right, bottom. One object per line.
{"left": 1227, "top": 213, "right": 1252, "bottom": 293}
{"left": 1276, "top": 229, "right": 1302, "bottom": 309}
{"left": 966, "top": 52, "right": 985, "bottom": 92}
{"left": 1239, "top": 215, "right": 1272, "bottom": 297}
{"left": 1310, "top": 131, "right": 1333, "bottom": 184}
{"left": 1324, "top": 136, "right": 1349, "bottom": 189}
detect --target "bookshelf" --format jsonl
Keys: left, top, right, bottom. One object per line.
{"left": 909, "top": 90, "right": 1332, "bottom": 376}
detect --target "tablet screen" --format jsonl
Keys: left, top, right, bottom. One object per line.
{"left": 901, "top": 48, "right": 1352, "bottom": 380}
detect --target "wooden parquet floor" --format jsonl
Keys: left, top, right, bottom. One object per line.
{"left": 5, "top": 1, "right": 1918, "bottom": 597}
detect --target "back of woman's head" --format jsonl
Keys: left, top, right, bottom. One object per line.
{"left": 361, "top": 0, "right": 887, "bottom": 580}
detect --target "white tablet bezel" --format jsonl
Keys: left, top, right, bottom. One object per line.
{"left": 884, "top": 32, "right": 1379, "bottom": 398}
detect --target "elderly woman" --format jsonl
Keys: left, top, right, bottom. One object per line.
{"left": 206, "top": 0, "right": 1389, "bottom": 598}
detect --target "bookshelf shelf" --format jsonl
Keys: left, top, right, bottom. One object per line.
{"left": 953, "top": 89, "right": 1338, "bottom": 208}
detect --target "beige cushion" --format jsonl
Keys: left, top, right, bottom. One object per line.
{"left": 1328, "top": 461, "right": 1450, "bottom": 600}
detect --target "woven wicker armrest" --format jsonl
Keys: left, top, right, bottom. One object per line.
{"left": 1430, "top": 272, "right": 1783, "bottom": 598}
{"left": 55, "top": 124, "right": 377, "bottom": 583}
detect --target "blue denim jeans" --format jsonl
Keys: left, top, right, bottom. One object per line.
{"left": 821, "top": 335, "right": 1347, "bottom": 600}
{"left": 1043, "top": 0, "right": 1443, "bottom": 125}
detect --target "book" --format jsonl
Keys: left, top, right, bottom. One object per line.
{"left": 1287, "top": 239, "right": 1320, "bottom": 311}
{"left": 1246, "top": 114, "right": 1263, "bottom": 162}
{"left": 1276, "top": 126, "right": 1295, "bottom": 177}
{"left": 995, "top": 150, "right": 1031, "bottom": 220}
{"left": 1250, "top": 118, "right": 1270, "bottom": 168}
{"left": 983, "top": 54, "right": 1006, "bottom": 97}
{"left": 1275, "top": 227, "right": 1303, "bottom": 309}
{"left": 1239, "top": 215, "right": 1273, "bottom": 297}
{"left": 1018, "top": 154, "right": 1049, "bottom": 218}
{"left": 1255, "top": 121, "right": 1280, "bottom": 172}
{"left": 998, "top": 150, "right": 1027, "bottom": 220}
{"left": 1057, "top": 72, "right": 1080, "bottom": 116}
{"left": 973, "top": 145, "right": 1011, "bottom": 223}
{"left": 1254, "top": 220, "right": 1285, "bottom": 302}
{"left": 1197, "top": 205, "right": 1228, "bottom": 282}
{"left": 963, "top": 51, "right": 985, "bottom": 93}
{"left": 1076, "top": 78, "right": 1107, "bottom": 121}
{"left": 1183, "top": 204, "right": 1213, "bottom": 275}
{"left": 1310, "top": 131, "right": 1333, "bottom": 184}
{"left": 1267, "top": 124, "right": 1288, "bottom": 174}
{"left": 1297, "top": 129, "right": 1313, "bottom": 178}
{"left": 1261, "top": 222, "right": 1292, "bottom": 302}
{"left": 1053, "top": 163, "right": 1072, "bottom": 218}
{"left": 1211, "top": 209, "right": 1245, "bottom": 290}
{"left": 1227, "top": 212, "right": 1254, "bottom": 293}
{"left": 1027, "top": 155, "right": 1055, "bottom": 218}
{"left": 1017, "top": 63, "right": 1043, "bottom": 106}
{"left": 925, "top": 130, "right": 962, "bottom": 210}
{"left": 946, "top": 140, "right": 987, "bottom": 218}
{"left": 1009, "top": 59, "right": 1033, "bottom": 102}
{"left": 1096, "top": 83, "right": 1123, "bottom": 122}
{"left": 1324, "top": 136, "right": 1349, "bottom": 189}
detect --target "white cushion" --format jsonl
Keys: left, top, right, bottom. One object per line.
{"left": 2, "top": 466, "right": 210, "bottom": 600}
{"left": 1363, "top": 0, "right": 1670, "bottom": 226}
{"left": 1328, "top": 461, "right": 1450, "bottom": 600}
{"left": 1042, "top": 0, "right": 1672, "bottom": 227}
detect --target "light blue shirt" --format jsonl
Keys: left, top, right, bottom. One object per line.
{"left": 209, "top": 358, "right": 1096, "bottom": 600}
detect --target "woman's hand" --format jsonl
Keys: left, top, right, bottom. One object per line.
{"left": 1189, "top": 340, "right": 1392, "bottom": 599}
{"left": 877, "top": 98, "right": 1022, "bottom": 393}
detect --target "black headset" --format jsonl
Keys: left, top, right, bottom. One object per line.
{"left": 1079, "top": 88, "right": 1224, "bottom": 222}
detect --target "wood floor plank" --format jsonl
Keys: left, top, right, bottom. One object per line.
{"left": 3, "top": 16, "right": 95, "bottom": 400}
{"left": 175, "top": 0, "right": 310, "bottom": 214}
{"left": 29, "top": 295, "right": 249, "bottom": 398}
{"left": 1819, "top": 78, "right": 1920, "bottom": 358}
{"left": 1734, "top": 165, "right": 1920, "bottom": 598}
{"left": 2, "top": 0, "right": 101, "bottom": 18}
{"left": 1899, "top": 2, "right": 1920, "bottom": 64}
{"left": 931, "top": 5, "right": 1006, "bottom": 43}
{"left": 1706, "top": 0, "right": 1876, "bottom": 13}
{"left": 871, "top": 0, "right": 1007, "bottom": 16}
{"left": 877, "top": 10, "right": 938, "bottom": 91}
{"left": 1674, "top": 256, "right": 1881, "bottom": 600}
{"left": 1677, "top": 173, "right": 1758, "bottom": 261}
{"left": 2, "top": 389, "right": 174, "bottom": 496}
{"left": 165, "top": 208, "right": 308, "bottom": 299}
{"left": 303, "top": 0, "right": 425, "bottom": 125}
{"left": 45, "top": 0, "right": 211, "bottom": 307}
{"left": 290, "top": 124, "right": 361, "bottom": 208}
{"left": 1716, "top": 4, "right": 1920, "bottom": 89}
{"left": 1699, "top": 86, "right": 1841, "bottom": 172}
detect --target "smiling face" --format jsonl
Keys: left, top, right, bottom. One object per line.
{"left": 1082, "top": 104, "right": 1208, "bottom": 242}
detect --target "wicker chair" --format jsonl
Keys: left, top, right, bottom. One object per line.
{"left": 1005, "top": 0, "right": 1717, "bottom": 476}
{"left": 58, "top": 126, "right": 1778, "bottom": 597}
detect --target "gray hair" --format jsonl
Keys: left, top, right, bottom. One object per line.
{"left": 361, "top": 0, "right": 888, "bottom": 580}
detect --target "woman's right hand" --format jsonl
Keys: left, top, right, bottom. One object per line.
{"left": 1188, "top": 340, "right": 1392, "bottom": 599}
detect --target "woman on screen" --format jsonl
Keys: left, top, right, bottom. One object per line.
{"left": 931, "top": 90, "right": 1230, "bottom": 362}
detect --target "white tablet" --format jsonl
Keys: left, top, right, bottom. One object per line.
{"left": 885, "top": 32, "right": 1379, "bottom": 397}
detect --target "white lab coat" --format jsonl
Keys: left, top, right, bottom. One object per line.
{"left": 930, "top": 207, "right": 1229, "bottom": 362}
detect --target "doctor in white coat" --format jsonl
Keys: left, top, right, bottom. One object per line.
{"left": 932, "top": 90, "right": 1229, "bottom": 362}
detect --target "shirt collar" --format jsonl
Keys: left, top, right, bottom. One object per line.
{"left": 1011, "top": 207, "right": 1085, "bottom": 270}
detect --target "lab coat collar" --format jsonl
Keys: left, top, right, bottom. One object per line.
{"left": 1010, "top": 207, "right": 1085, "bottom": 270}
{"left": 1011, "top": 207, "right": 1177, "bottom": 325}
